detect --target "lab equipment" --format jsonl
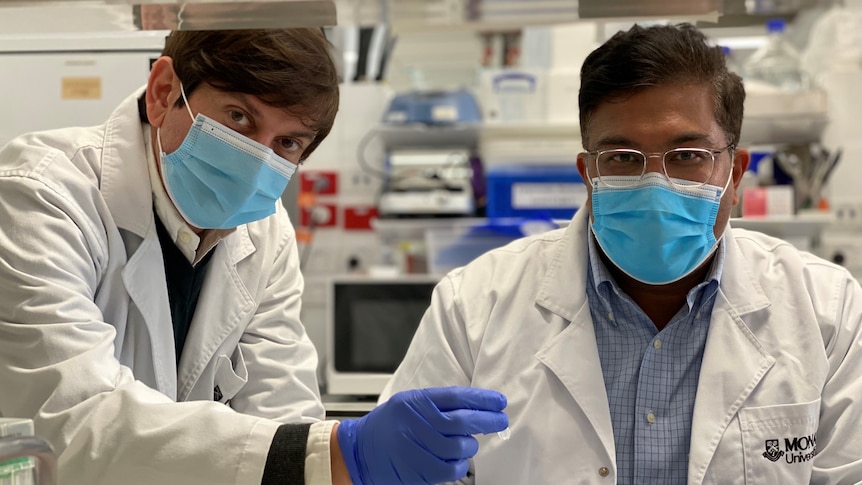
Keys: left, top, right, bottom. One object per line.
{"left": 773, "top": 144, "right": 843, "bottom": 211}
{"left": 0, "top": 419, "right": 56, "bottom": 485}
{"left": 383, "top": 89, "right": 481, "bottom": 126}
{"left": 376, "top": 149, "right": 477, "bottom": 217}
{"left": 373, "top": 89, "right": 483, "bottom": 218}
{"left": 325, "top": 275, "right": 440, "bottom": 396}
{"left": 744, "top": 18, "right": 807, "bottom": 91}
{"left": 337, "top": 387, "right": 508, "bottom": 485}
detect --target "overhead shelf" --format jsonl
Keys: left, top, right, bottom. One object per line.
{"left": 0, "top": 0, "right": 337, "bottom": 32}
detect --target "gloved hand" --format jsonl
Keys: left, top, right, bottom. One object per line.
{"left": 336, "top": 386, "right": 508, "bottom": 485}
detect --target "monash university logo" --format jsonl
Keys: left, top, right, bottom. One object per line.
{"left": 762, "top": 435, "right": 817, "bottom": 464}
{"left": 763, "top": 439, "right": 784, "bottom": 462}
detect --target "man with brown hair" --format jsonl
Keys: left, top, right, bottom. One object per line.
{"left": 381, "top": 23, "right": 862, "bottom": 484}
{"left": 0, "top": 29, "right": 507, "bottom": 484}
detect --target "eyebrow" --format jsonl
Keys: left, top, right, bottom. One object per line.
{"left": 594, "top": 136, "right": 638, "bottom": 149}
{"left": 593, "top": 132, "right": 715, "bottom": 150}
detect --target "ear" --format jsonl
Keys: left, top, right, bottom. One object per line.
{"left": 577, "top": 151, "right": 595, "bottom": 217}
{"left": 145, "top": 56, "right": 179, "bottom": 128}
{"left": 577, "top": 152, "right": 590, "bottom": 185}
{"left": 730, "top": 147, "right": 750, "bottom": 206}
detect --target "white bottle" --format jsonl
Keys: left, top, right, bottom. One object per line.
{"left": 744, "top": 18, "right": 807, "bottom": 91}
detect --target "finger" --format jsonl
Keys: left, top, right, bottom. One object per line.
{"left": 396, "top": 436, "right": 472, "bottom": 484}
{"left": 439, "top": 458, "right": 470, "bottom": 484}
{"left": 413, "top": 431, "right": 480, "bottom": 461}
{"left": 432, "top": 408, "right": 509, "bottom": 436}
{"left": 423, "top": 386, "right": 507, "bottom": 412}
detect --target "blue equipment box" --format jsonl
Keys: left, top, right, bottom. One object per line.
{"left": 485, "top": 164, "right": 586, "bottom": 219}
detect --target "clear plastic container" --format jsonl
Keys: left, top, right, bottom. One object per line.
{"left": 0, "top": 419, "right": 35, "bottom": 485}
{"left": 744, "top": 18, "right": 807, "bottom": 91}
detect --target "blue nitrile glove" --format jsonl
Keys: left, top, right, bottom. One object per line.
{"left": 336, "top": 386, "right": 508, "bottom": 485}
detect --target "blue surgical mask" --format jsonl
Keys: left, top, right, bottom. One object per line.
{"left": 156, "top": 85, "right": 297, "bottom": 229}
{"left": 590, "top": 171, "right": 731, "bottom": 285}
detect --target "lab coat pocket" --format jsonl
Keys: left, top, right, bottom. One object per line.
{"left": 213, "top": 347, "right": 248, "bottom": 404}
{"left": 739, "top": 399, "right": 820, "bottom": 484}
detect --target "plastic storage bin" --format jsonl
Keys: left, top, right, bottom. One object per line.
{"left": 485, "top": 164, "right": 585, "bottom": 219}
{"left": 425, "top": 219, "right": 558, "bottom": 275}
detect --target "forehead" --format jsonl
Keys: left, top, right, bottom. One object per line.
{"left": 585, "top": 83, "right": 724, "bottom": 148}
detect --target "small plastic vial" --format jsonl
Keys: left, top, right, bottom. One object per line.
{"left": 497, "top": 427, "right": 511, "bottom": 440}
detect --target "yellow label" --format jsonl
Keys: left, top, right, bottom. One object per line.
{"left": 61, "top": 77, "right": 102, "bottom": 100}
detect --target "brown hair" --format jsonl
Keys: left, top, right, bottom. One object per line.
{"left": 578, "top": 23, "right": 745, "bottom": 148}
{"left": 162, "top": 29, "right": 339, "bottom": 160}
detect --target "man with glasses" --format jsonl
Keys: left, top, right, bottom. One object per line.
{"left": 381, "top": 23, "right": 862, "bottom": 483}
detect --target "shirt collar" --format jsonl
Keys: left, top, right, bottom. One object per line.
{"left": 144, "top": 124, "right": 234, "bottom": 266}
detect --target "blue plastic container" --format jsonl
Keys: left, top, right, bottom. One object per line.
{"left": 485, "top": 164, "right": 585, "bottom": 219}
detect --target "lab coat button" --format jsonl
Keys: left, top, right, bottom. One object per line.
{"left": 598, "top": 467, "right": 610, "bottom": 477}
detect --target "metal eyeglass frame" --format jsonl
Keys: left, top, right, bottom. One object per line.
{"left": 583, "top": 144, "right": 735, "bottom": 188}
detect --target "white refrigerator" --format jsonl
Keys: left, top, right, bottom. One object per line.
{"left": 0, "top": 31, "right": 167, "bottom": 146}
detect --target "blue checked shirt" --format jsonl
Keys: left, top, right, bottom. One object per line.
{"left": 586, "top": 230, "right": 724, "bottom": 485}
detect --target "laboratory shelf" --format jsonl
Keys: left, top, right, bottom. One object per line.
{"left": 372, "top": 217, "right": 488, "bottom": 243}
{"left": 730, "top": 212, "right": 835, "bottom": 239}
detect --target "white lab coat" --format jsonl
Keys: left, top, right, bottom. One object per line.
{"left": 0, "top": 90, "right": 324, "bottom": 484}
{"left": 381, "top": 207, "right": 862, "bottom": 485}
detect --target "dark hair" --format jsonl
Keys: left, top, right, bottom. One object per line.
{"left": 578, "top": 23, "right": 744, "bottom": 148}
{"left": 162, "top": 29, "right": 339, "bottom": 161}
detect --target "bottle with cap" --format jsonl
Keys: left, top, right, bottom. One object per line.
{"left": 744, "top": 18, "right": 808, "bottom": 91}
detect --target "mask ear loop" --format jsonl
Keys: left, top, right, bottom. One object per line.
{"left": 178, "top": 82, "right": 195, "bottom": 122}
{"left": 155, "top": 81, "right": 196, "bottom": 155}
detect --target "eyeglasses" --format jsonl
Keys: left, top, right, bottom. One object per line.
{"left": 583, "top": 144, "right": 735, "bottom": 188}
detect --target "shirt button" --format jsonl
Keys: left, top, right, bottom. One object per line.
{"left": 607, "top": 312, "right": 614, "bottom": 321}
{"left": 179, "top": 232, "right": 191, "bottom": 244}
{"left": 598, "top": 467, "right": 610, "bottom": 477}
{"left": 647, "top": 411, "right": 656, "bottom": 425}
{"left": 653, "top": 339, "right": 662, "bottom": 350}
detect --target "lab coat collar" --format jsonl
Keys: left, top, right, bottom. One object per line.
{"left": 715, "top": 226, "right": 771, "bottom": 315}
{"left": 100, "top": 86, "right": 154, "bottom": 239}
{"left": 535, "top": 207, "right": 591, "bottom": 321}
